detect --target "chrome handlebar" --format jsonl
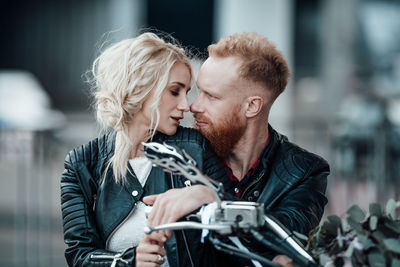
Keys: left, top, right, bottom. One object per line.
{"left": 144, "top": 221, "right": 232, "bottom": 235}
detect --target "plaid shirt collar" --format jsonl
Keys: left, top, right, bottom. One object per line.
{"left": 223, "top": 133, "right": 271, "bottom": 197}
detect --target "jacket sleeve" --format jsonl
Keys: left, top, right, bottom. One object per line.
{"left": 253, "top": 156, "right": 329, "bottom": 261}
{"left": 213, "top": 154, "right": 328, "bottom": 264}
{"left": 60, "top": 151, "right": 136, "bottom": 267}
{"left": 267, "top": 160, "right": 329, "bottom": 235}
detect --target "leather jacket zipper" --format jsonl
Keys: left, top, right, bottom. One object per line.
{"left": 170, "top": 173, "right": 195, "bottom": 267}
{"left": 241, "top": 170, "right": 265, "bottom": 199}
{"left": 105, "top": 202, "right": 138, "bottom": 249}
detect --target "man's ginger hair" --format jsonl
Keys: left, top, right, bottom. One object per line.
{"left": 208, "top": 32, "right": 290, "bottom": 100}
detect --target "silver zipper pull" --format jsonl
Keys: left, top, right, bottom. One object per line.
{"left": 90, "top": 253, "right": 128, "bottom": 266}
{"left": 111, "top": 252, "right": 128, "bottom": 267}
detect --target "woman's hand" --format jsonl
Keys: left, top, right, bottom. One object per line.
{"left": 135, "top": 235, "right": 166, "bottom": 267}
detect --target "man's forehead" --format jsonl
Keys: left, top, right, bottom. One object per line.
{"left": 197, "top": 56, "right": 242, "bottom": 91}
{"left": 204, "top": 56, "right": 242, "bottom": 71}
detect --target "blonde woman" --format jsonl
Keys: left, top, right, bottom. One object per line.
{"left": 60, "top": 33, "right": 228, "bottom": 267}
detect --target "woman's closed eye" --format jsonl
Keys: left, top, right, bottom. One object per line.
{"left": 170, "top": 89, "right": 179, "bottom": 96}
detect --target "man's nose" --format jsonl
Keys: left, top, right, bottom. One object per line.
{"left": 190, "top": 96, "right": 202, "bottom": 113}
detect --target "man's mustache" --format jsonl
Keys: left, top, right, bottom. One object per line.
{"left": 193, "top": 114, "right": 210, "bottom": 123}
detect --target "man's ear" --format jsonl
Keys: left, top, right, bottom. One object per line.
{"left": 245, "top": 96, "right": 264, "bottom": 118}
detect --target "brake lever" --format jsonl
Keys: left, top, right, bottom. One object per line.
{"left": 141, "top": 141, "right": 223, "bottom": 205}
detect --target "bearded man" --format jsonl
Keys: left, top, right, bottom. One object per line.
{"left": 144, "top": 32, "right": 329, "bottom": 267}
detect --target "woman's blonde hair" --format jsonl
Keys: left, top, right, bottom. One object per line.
{"left": 91, "top": 32, "right": 191, "bottom": 184}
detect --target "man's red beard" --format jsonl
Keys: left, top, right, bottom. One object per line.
{"left": 194, "top": 110, "right": 246, "bottom": 159}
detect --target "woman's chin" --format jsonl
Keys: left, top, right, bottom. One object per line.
{"left": 158, "top": 126, "right": 178, "bottom": 136}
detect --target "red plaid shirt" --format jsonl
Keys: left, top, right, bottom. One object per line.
{"left": 223, "top": 133, "right": 270, "bottom": 198}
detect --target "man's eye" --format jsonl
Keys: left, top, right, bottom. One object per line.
{"left": 207, "top": 93, "right": 216, "bottom": 99}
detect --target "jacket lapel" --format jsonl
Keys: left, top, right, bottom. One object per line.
{"left": 257, "top": 126, "right": 292, "bottom": 209}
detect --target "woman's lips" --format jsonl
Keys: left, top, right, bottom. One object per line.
{"left": 171, "top": 116, "right": 183, "bottom": 124}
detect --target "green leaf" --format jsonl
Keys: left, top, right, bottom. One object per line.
{"left": 319, "top": 253, "right": 330, "bottom": 266}
{"left": 386, "top": 199, "right": 396, "bottom": 219}
{"left": 353, "top": 249, "right": 366, "bottom": 265}
{"left": 293, "top": 231, "right": 308, "bottom": 241}
{"left": 370, "top": 215, "right": 378, "bottom": 231}
{"left": 329, "top": 242, "right": 343, "bottom": 256}
{"left": 322, "top": 220, "right": 339, "bottom": 236}
{"left": 391, "top": 258, "right": 400, "bottom": 267}
{"left": 344, "top": 241, "right": 354, "bottom": 258}
{"left": 383, "top": 238, "right": 400, "bottom": 254}
{"left": 368, "top": 251, "right": 386, "bottom": 267}
{"left": 348, "top": 205, "right": 366, "bottom": 222}
{"left": 328, "top": 215, "right": 341, "bottom": 226}
{"left": 357, "top": 235, "right": 374, "bottom": 250}
{"left": 337, "top": 228, "right": 343, "bottom": 248}
{"left": 369, "top": 203, "right": 382, "bottom": 216}
{"left": 341, "top": 217, "right": 350, "bottom": 232}
{"left": 348, "top": 217, "right": 364, "bottom": 233}
{"left": 384, "top": 220, "right": 400, "bottom": 234}
{"left": 371, "top": 230, "right": 386, "bottom": 240}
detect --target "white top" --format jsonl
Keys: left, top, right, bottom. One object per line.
{"left": 106, "top": 157, "right": 169, "bottom": 266}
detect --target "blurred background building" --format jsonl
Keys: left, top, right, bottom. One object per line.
{"left": 1, "top": 0, "right": 399, "bottom": 266}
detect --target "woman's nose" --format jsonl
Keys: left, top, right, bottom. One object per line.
{"left": 178, "top": 95, "right": 190, "bottom": 112}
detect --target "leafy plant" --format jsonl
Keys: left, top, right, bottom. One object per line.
{"left": 306, "top": 199, "right": 400, "bottom": 267}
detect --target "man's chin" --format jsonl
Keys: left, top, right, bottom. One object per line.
{"left": 196, "top": 113, "right": 246, "bottom": 159}
{"left": 194, "top": 122, "right": 207, "bottom": 131}
{"left": 196, "top": 125, "right": 209, "bottom": 135}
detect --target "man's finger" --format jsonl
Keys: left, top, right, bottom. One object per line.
{"left": 164, "top": 229, "right": 172, "bottom": 239}
{"left": 272, "top": 254, "right": 293, "bottom": 267}
{"left": 143, "top": 194, "right": 158, "bottom": 205}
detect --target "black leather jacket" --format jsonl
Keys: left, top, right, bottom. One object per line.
{"left": 207, "top": 125, "right": 329, "bottom": 266}
{"left": 60, "top": 127, "right": 228, "bottom": 267}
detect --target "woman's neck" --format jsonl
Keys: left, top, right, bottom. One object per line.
{"left": 128, "top": 120, "right": 152, "bottom": 159}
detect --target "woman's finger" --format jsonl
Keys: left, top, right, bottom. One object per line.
{"left": 137, "top": 236, "right": 166, "bottom": 256}
{"left": 148, "top": 231, "right": 167, "bottom": 244}
{"left": 136, "top": 252, "right": 165, "bottom": 264}
{"left": 135, "top": 260, "right": 160, "bottom": 267}
{"left": 136, "top": 243, "right": 164, "bottom": 255}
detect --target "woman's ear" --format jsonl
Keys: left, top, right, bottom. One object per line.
{"left": 245, "top": 96, "right": 264, "bottom": 118}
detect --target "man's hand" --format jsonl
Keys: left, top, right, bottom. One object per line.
{"left": 143, "top": 185, "right": 216, "bottom": 239}
{"left": 272, "top": 255, "right": 293, "bottom": 267}
{"left": 136, "top": 235, "right": 166, "bottom": 267}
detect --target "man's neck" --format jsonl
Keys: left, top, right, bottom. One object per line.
{"left": 225, "top": 122, "right": 269, "bottom": 181}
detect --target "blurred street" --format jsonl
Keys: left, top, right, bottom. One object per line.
{"left": 1, "top": 0, "right": 400, "bottom": 266}
{"left": 0, "top": 112, "right": 98, "bottom": 266}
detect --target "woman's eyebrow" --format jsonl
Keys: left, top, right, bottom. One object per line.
{"left": 170, "top": 81, "right": 186, "bottom": 87}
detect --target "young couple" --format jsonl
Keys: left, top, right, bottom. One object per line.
{"left": 61, "top": 32, "right": 329, "bottom": 267}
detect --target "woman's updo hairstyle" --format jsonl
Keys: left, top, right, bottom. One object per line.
{"left": 91, "top": 32, "right": 191, "bottom": 183}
